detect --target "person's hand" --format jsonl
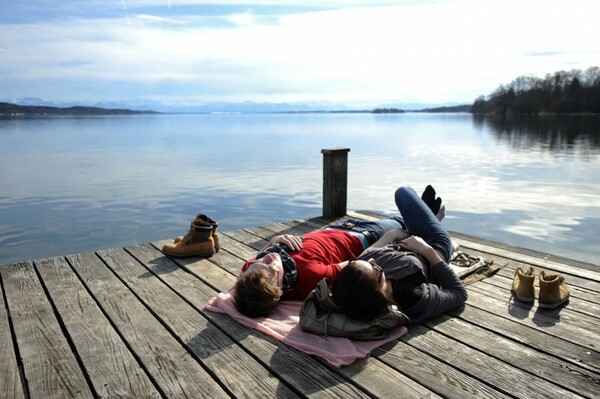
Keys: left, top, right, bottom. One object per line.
{"left": 269, "top": 234, "right": 304, "bottom": 251}
{"left": 399, "top": 235, "right": 444, "bottom": 265}
{"left": 398, "top": 235, "right": 431, "bottom": 255}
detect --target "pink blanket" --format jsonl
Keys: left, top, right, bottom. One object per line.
{"left": 205, "top": 291, "right": 407, "bottom": 368}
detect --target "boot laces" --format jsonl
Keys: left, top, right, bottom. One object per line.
{"left": 181, "top": 226, "right": 194, "bottom": 243}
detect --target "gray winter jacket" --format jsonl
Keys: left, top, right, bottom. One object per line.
{"left": 358, "top": 245, "right": 468, "bottom": 325}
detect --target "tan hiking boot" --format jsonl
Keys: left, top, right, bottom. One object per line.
{"left": 174, "top": 214, "right": 220, "bottom": 252}
{"left": 539, "top": 271, "right": 570, "bottom": 309}
{"left": 511, "top": 266, "right": 535, "bottom": 303}
{"left": 163, "top": 221, "right": 215, "bottom": 258}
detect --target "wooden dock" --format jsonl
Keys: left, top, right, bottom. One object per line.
{"left": 1, "top": 212, "right": 598, "bottom": 398}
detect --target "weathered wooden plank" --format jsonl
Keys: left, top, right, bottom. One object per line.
{"left": 452, "top": 299, "right": 600, "bottom": 373}
{"left": 218, "top": 233, "right": 259, "bottom": 259}
{"left": 214, "top": 235, "right": 259, "bottom": 272}
{"left": 243, "top": 218, "right": 333, "bottom": 246}
{"left": 33, "top": 257, "right": 158, "bottom": 398}
{"left": 114, "top": 244, "right": 301, "bottom": 398}
{"left": 242, "top": 225, "right": 284, "bottom": 241}
{"left": 247, "top": 215, "right": 337, "bottom": 236}
{"left": 209, "top": 310, "right": 372, "bottom": 398}
{"left": 224, "top": 229, "right": 269, "bottom": 250}
{"left": 150, "top": 244, "right": 374, "bottom": 398}
{"left": 406, "top": 324, "right": 588, "bottom": 398}
{"left": 373, "top": 339, "right": 511, "bottom": 398}
{"left": 466, "top": 286, "right": 600, "bottom": 351}
{"left": 338, "top": 357, "right": 442, "bottom": 399}
{"left": 0, "top": 262, "right": 93, "bottom": 398}
{"left": 240, "top": 215, "right": 340, "bottom": 248}
{"left": 425, "top": 315, "right": 600, "bottom": 398}
{"left": 276, "top": 216, "right": 334, "bottom": 231}
{"left": 67, "top": 252, "right": 229, "bottom": 398}
{"left": 0, "top": 277, "right": 25, "bottom": 399}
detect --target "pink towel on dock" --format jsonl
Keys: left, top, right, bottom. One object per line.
{"left": 205, "top": 290, "right": 407, "bottom": 368}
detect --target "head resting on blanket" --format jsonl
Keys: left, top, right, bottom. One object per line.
{"left": 332, "top": 259, "right": 396, "bottom": 321}
{"left": 234, "top": 252, "right": 284, "bottom": 317}
{"left": 234, "top": 270, "right": 282, "bottom": 317}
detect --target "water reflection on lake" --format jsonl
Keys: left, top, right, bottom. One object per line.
{"left": 0, "top": 113, "right": 598, "bottom": 267}
{"left": 477, "top": 114, "right": 600, "bottom": 157}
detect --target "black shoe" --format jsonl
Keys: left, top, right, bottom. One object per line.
{"left": 421, "top": 185, "right": 436, "bottom": 208}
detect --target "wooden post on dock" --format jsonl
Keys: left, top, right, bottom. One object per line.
{"left": 321, "top": 147, "right": 350, "bottom": 217}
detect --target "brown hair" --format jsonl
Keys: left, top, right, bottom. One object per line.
{"left": 233, "top": 270, "right": 283, "bottom": 318}
{"left": 332, "top": 260, "right": 395, "bottom": 321}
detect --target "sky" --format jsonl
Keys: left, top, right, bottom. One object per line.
{"left": 1, "top": 0, "right": 599, "bottom": 108}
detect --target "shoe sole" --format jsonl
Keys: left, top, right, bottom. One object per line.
{"left": 538, "top": 298, "right": 569, "bottom": 309}
{"left": 162, "top": 249, "right": 215, "bottom": 258}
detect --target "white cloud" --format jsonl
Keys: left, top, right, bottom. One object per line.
{"left": 1, "top": 0, "right": 599, "bottom": 103}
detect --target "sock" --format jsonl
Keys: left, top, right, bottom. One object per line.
{"left": 432, "top": 197, "right": 442, "bottom": 215}
{"left": 436, "top": 205, "right": 446, "bottom": 221}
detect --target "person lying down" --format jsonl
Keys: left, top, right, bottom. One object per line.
{"left": 233, "top": 184, "right": 466, "bottom": 326}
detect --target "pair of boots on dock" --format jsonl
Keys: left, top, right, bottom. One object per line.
{"left": 512, "top": 267, "right": 570, "bottom": 309}
{"left": 161, "top": 214, "right": 220, "bottom": 258}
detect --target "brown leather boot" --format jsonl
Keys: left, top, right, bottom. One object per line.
{"left": 162, "top": 220, "right": 215, "bottom": 257}
{"left": 511, "top": 266, "right": 535, "bottom": 303}
{"left": 539, "top": 271, "right": 570, "bottom": 309}
{"left": 174, "top": 214, "right": 220, "bottom": 252}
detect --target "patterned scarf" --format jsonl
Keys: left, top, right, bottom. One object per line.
{"left": 255, "top": 244, "right": 298, "bottom": 294}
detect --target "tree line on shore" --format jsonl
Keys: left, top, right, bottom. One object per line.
{"left": 472, "top": 66, "right": 600, "bottom": 115}
{"left": 0, "top": 102, "right": 157, "bottom": 116}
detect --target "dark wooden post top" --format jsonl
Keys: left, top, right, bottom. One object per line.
{"left": 321, "top": 148, "right": 350, "bottom": 217}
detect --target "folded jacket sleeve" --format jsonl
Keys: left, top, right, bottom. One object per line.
{"left": 405, "top": 261, "right": 468, "bottom": 324}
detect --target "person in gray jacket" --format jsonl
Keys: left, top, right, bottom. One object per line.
{"left": 331, "top": 186, "right": 467, "bottom": 325}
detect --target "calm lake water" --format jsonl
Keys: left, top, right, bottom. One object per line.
{"left": 1, "top": 113, "right": 599, "bottom": 267}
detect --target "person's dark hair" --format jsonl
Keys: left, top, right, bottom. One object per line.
{"left": 233, "top": 270, "right": 283, "bottom": 318}
{"left": 332, "top": 260, "right": 394, "bottom": 321}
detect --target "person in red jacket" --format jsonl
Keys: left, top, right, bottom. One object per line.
{"left": 233, "top": 185, "right": 447, "bottom": 318}
{"left": 233, "top": 222, "right": 406, "bottom": 317}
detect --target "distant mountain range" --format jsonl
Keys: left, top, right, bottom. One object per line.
{"left": 1, "top": 97, "right": 471, "bottom": 114}
{"left": 0, "top": 102, "right": 158, "bottom": 116}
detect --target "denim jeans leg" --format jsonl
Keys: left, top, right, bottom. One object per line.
{"left": 347, "top": 217, "right": 405, "bottom": 243}
{"left": 394, "top": 186, "right": 452, "bottom": 262}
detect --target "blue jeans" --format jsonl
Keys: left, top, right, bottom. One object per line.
{"left": 395, "top": 186, "right": 452, "bottom": 263}
{"left": 330, "top": 217, "right": 405, "bottom": 247}
{"left": 331, "top": 186, "right": 451, "bottom": 262}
